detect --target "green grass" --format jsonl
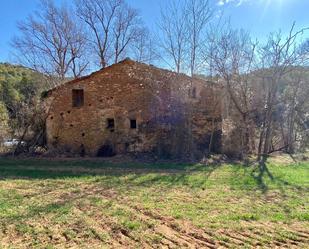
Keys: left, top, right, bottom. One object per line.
{"left": 0, "top": 157, "right": 308, "bottom": 248}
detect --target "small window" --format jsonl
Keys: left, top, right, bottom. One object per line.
{"left": 130, "top": 119, "right": 137, "bottom": 129}
{"left": 107, "top": 118, "right": 115, "bottom": 132}
{"left": 72, "top": 89, "right": 84, "bottom": 107}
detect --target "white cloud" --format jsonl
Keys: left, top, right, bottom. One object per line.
{"left": 217, "top": 0, "right": 249, "bottom": 7}
{"left": 236, "top": 0, "right": 249, "bottom": 6}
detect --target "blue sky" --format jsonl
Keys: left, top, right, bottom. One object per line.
{"left": 0, "top": 0, "right": 308, "bottom": 63}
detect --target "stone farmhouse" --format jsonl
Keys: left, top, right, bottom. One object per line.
{"left": 45, "top": 59, "right": 224, "bottom": 158}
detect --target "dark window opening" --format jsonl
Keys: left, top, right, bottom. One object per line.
{"left": 130, "top": 119, "right": 137, "bottom": 129}
{"left": 72, "top": 89, "right": 84, "bottom": 107}
{"left": 107, "top": 118, "right": 115, "bottom": 132}
{"left": 82, "top": 133, "right": 85, "bottom": 137}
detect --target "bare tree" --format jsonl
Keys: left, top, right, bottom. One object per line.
{"left": 112, "top": 4, "right": 143, "bottom": 63}
{"left": 185, "top": 0, "right": 213, "bottom": 76}
{"left": 132, "top": 28, "right": 159, "bottom": 64}
{"left": 282, "top": 70, "right": 309, "bottom": 153}
{"left": 76, "top": 0, "right": 144, "bottom": 67}
{"left": 205, "top": 23, "right": 258, "bottom": 159}
{"left": 205, "top": 22, "right": 309, "bottom": 159}
{"left": 12, "top": 0, "right": 89, "bottom": 83}
{"left": 256, "top": 24, "right": 308, "bottom": 160}
{"left": 10, "top": 0, "right": 90, "bottom": 154}
{"left": 158, "top": 0, "right": 188, "bottom": 73}
{"left": 75, "top": 0, "right": 121, "bottom": 68}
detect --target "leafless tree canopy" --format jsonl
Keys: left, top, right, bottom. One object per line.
{"left": 186, "top": 0, "right": 213, "bottom": 76}
{"left": 203, "top": 21, "right": 309, "bottom": 159}
{"left": 12, "top": 0, "right": 89, "bottom": 81}
{"left": 158, "top": 0, "right": 188, "bottom": 73}
{"left": 205, "top": 23, "right": 258, "bottom": 157}
{"left": 158, "top": 0, "right": 213, "bottom": 74}
{"left": 132, "top": 28, "right": 159, "bottom": 64}
{"left": 256, "top": 24, "right": 309, "bottom": 158}
{"left": 75, "top": 0, "right": 146, "bottom": 68}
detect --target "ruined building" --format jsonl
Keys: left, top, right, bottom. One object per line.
{"left": 45, "top": 59, "right": 223, "bottom": 158}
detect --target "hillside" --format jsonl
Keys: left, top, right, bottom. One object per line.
{"left": 0, "top": 63, "right": 36, "bottom": 79}
{"left": 0, "top": 63, "right": 44, "bottom": 110}
{"left": 0, "top": 63, "right": 47, "bottom": 141}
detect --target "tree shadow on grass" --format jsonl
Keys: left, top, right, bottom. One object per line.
{"left": 0, "top": 158, "right": 220, "bottom": 181}
{"left": 0, "top": 158, "right": 307, "bottom": 230}
{"left": 248, "top": 157, "right": 306, "bottom": 195}
{"left": 250, "top": 157, "right": 274, "bottom": 193}
{"left": 0, "top": 158, "right": 305, "bottom": 195}
{"left": 103, "top": 163, "right": 222, "bottom": 189}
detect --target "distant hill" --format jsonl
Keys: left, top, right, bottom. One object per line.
{"left": 194, "top": 66, "right": 309, "bottom": 83}
{"left": 0, "top": 62, "right": 36, "bottom": 77}
{"left": 0, "top": 63, "right": 46, "bottom": 114}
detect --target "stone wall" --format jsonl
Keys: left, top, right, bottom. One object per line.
{"left": 46, "top": 59, "right": 222, "bottom": 158}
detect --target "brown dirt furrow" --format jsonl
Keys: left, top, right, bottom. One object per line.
{"left": 73, "top": 205, "right": 140, "bottom": 249}
{"left": 132, "top": 207, "right": 218, "bottom": 248}
{"left": 178, "top": 233, "right": 216, "bottom": 249}
{"left": 249, "top": 224, "right": 309, "bottom": 248}
{"left": 186, "top": 232, "right": 218, "bottom": 248}
{"left": 296, "top": 229, "right": 309, "bottom": 236}
{"left": 90, "top": 191, "right": 219, "bottom": 248}
{"left": 226, "top": 232, "right": 253, "bottom": 244}
{"left": 130, "top": 204, "right": 217, "bottom": 244}
{"left": 282, "top": 238, "right": 307, "bottom": 247}
{"left": 127, "top": 209, "right": 215, "bottom": 248}
{"left": 256, "top": 222, "right": 309, "bottom": 238}
{"left": 64, "top": 186, "right": 309, "bottom": 249}
{"left": 217, "top": 239, "right": 233, "bottom": 248}
{"left": 294, "top": 231, "right": 309, "bottom": 240}
{"left": 271, "top": 240, "right": 288, "bottom": 248}
{"left": 292, "top": 230, "right": 309, "bottom": 241}
{"left": 236, "top": 231, "right": 265, "bottom": 245}
{"left": 288, "top": 236, "right": 309, "bottom": 244}
{"left": 159, "top": 237, "right": 177, "bottom": 249}
{"left": 248, "top": 231, "right": 289, "bottom": 248}
{"left": 270, "top": 237, "right": 307, "bottom": 248}
{"left": 156, "top": 224, "right": 193, "bottom": 247}
{"left": 219, "top": 231, "right": 247, "bottom": 246}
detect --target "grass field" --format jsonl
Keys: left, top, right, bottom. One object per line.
{"left": 0, "top": 157, "right": 308, "bottom": 248}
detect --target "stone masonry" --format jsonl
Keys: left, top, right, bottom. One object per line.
{"left": 45, "top": 59, "right": 222, "bottom": 158}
